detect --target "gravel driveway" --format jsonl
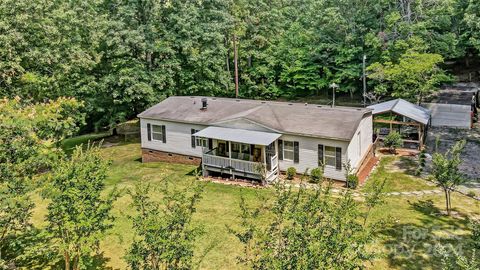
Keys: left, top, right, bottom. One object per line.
{"left": 425, "top": 125, "right": 480, "bottom": 194}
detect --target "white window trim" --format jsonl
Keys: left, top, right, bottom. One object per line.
{"left": 196, "top": 137, "right": 208, "bottom": 148}
{"left": 151, "top": 124, "right": 164, "bottom": 142}
{"left": 324, "top": 145, "right": 336, "bottom": 168}
{"left": 283, "top": 140, "right": 294, "bottom": 161}
{"left": 194, "top": 129, "right": 208, "bottom": 148}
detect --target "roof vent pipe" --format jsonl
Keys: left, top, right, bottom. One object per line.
{"left": 201, "top": 98, "right": 208, "bottom": 110}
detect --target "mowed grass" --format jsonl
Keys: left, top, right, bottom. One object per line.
{"left": 362, "top": 156, "right": 433, "bottom": 193}
{"left": 31, "top": 141, "right": 480, "bottom": 270}
{"left": 60, "top": 132, "right": 111, "bottom": 154}
{"left": 32, "top": 141, "right": 270, "bottom": 270}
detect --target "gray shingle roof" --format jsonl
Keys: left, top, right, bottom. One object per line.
{"left": 367, "top": 98, "right": 431, "bottom": 125}
{"left": 138, "top": 96, "right": 372, "bottom": 141}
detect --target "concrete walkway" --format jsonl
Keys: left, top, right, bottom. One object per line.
{"left": 283, "top": 182, "right": 443, "bottom": 197}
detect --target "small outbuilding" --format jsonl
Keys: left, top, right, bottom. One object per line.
{"left": 368, "top": 99, "right": 431, "bottom": 150}
{"left": 422, "top": 85, "right": 478, "bottom": 129}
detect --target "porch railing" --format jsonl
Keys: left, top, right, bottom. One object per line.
{"left": 203, "top": 148, "right": 279, "bottom": 180}
{"left": 270, "top": 155, "right": 278, "bottom": 171}
{"left": 203, "top": 153, "right": 261, "bottom": 175}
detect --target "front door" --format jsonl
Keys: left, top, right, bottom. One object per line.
{"left": 217, "top": 141, "right": 227, "bottom": 157}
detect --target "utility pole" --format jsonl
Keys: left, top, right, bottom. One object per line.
{"left": 330, "top": 83, "right": 338, "bottom": 107}
{"left": 233, "top": 33, "right": 239, "bottom": 98}
{"left": 362, "top": 54, "right": 367, "bottom": 107}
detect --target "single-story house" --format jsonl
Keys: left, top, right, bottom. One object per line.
{"left": 368, "top": 99, "right": 431, "bottom": 150}
{"left": 138, "top": 96, "right": 373, "bottom": 183}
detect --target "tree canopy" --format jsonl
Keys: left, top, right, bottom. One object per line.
{"left": 0, "top": 97, "right": 84, "bottom": 268}
{"left": 1, "top": 0, "right": 478, "bottom": 129}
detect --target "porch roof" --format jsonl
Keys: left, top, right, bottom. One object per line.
{"left": 193, "top": 126, "right": 281, "bottom": 146}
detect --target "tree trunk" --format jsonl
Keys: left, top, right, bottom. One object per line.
{"left": 448, "top": 189, "right": 452, "bottom": 213}
{"left": 73, "top": 255, "right": 80, "bottom": 270}
{"left": 444, "top": 189, "right": 450, "bottom": 215}
{"left": 64, "top": 251, "right": 70, "bottom": 270}
{"left": 233, "top": 33, "right": 239, "bottom": 98}
{"left": 225, "top": 36, "right": 230, "bottom": 72}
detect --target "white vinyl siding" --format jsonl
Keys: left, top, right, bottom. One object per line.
{"left": 140, "top": 113, "right": 373, "bottom": 182}
{"left": 347, "top": 113, "right": 373, "bottom": 171}
{"left": 278, "top": 134, "right": 348, "bottom": 181}
{"left": 141, "top": 119, "right": 206, "bottom": 157}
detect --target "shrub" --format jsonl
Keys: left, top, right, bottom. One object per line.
{"left": 309, "top": 167, "right": 323, "bottom": 183}
{"left": 419, "top": 150, "right": 426, "bottom": 168}
{"left": 346, "top": 174, "right": 359, "bottom": 189}
{"left": 286, "top": 167, "right": 296, "bottom": 180}
{"left": 420, "top": 159, "right": 426, "bottom": 167}
{"left": 467, "top": 190, "right": 477, "bottom": 198}
{"left": 383, "top": 132, "right": 403, "bottom": 154}
{"left": 472, "top": 221, "right": 480, "bottom": 249}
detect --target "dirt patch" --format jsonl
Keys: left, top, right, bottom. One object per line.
{"left": 378, "top": 148, "right": 419, "bottom": 157}
{"left": 385, "top": 156, "right": 419, "bottom": 175}
{"left": 425, "top": 125, "right": 480, "bottom": 191}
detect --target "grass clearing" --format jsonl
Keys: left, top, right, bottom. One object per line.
{"left": 31, "top": 141, "right": 480, "bottom": 269}
{"left": 61, "top": 132, "right": 111, "bottom": 154}
{"left": 362, "top": 156, "right": 433, "bottom": 193}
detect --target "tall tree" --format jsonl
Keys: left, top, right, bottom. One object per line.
{"left": 231, "top": 180, "right": 385, "bottom": 269}
{"left": 430, "top": 139, "right": 467, "bottom": 216}
{"left": 44, "top": 144, "right": 118, "bottom": 270}
{"left": 367, "top": 51, "right": 448, "bottom": 103}
{"left": 0, "top": 97, "right": 83, "bottom": 267}
{"left": 125, "top": 181, "right": 205, "bottom": 270}
{"left": 462, "top": 0, "right": 480, "bottom": 54}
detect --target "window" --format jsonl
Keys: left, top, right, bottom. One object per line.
{"left": 231, "top": 142, "right": 251, "bottom": 161}
{"left": 283, "top": 140, "right": 294, "bottom": 161}
{"left": 151, "top": 125, "right": 164, "bottom": 142}
{"left": 324, "top": 146, "right": 336, "bottom": 167}
{"left": 193, "top": 130, "right": 208, "bottom": 147}
{"left": 196, "top": 137, "right": 208, "bottom": 148}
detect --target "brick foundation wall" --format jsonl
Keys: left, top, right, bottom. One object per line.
{"left": 141, "top": 148, "right": 201, "bottom": 166}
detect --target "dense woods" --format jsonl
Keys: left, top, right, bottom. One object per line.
{"left": 1, "top": 0, "right": 479, "bottom": 130}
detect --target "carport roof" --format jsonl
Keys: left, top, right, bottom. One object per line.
{"left": 367, "top": 99, "right": 431, "bottom": 125}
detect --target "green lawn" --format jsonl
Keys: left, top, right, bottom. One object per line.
{"left": 61, "top": 132, "right": 111, "bottom": 154}
{"left": 31, "top": 141, "right": 480, "bottom": 270}
{"left": 362, "top": 156, "right": 434, "bottom": 193}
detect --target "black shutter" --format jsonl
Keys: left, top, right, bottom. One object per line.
{"left": 278, "top": 139, "right": 283, "bottom": 160}
{"left": 208, "top": 138, "right": 213, "bottom": 150}
{"left": 162, "top": 125, "right": 166, "bottom": 143}
{"left": 293, "top": 141, "right": 299, "bottom": 163}
{"left": 147, "top": 123, "right": 151, "bottom": 141}
{"left": 191, "top": 129, "right": 196, "bottom": 148}
{"left": 335, "top": 147, "right": 342, "bottom": 170}
{"left": 250, "top": 144, "right": 255, "bottom": 155}
{"left": 318, "top": 144, "right": 324, "bottom": 166}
